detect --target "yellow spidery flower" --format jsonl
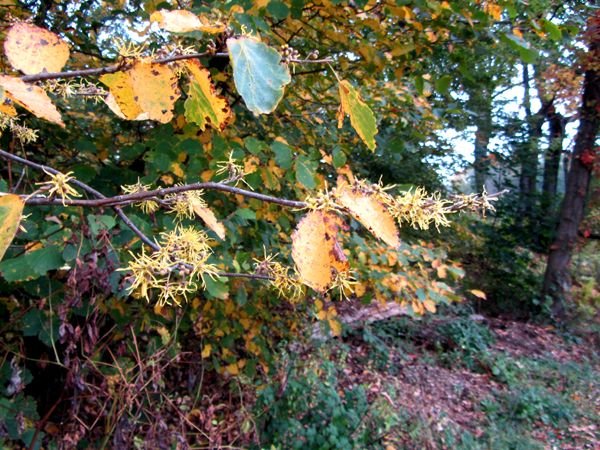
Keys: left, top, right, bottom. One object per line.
{"left": 122, "top": 225, "right": 219, "bottom": 306}
{"left": 121, "top": 179, "right": 159, "bottom": 214}
{"left": 36, "top": 169, "right": 82, "bottom": 206}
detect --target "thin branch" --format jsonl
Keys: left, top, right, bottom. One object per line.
{"left": 19, "top": 51, "right": 219, "bottom": 83}
{"left": 0, "top": 148, "right": 281, "bottom": 283}
{"left": 0, "top": 148, "right": 158, "bottom": 250}
{"left": 18, "top": 50, "right": 331, "bottom": 83}
{"left": 23, "top": 181, "right": 307, "bottom": 209}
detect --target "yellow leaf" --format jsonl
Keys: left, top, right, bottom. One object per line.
{"left": 354, "top": 281, "right": 367, "bottom": 297}
{"left": 150, "top": 9, "right": 227, "bottom": 34}
{"left": 0, "top": 100, "right": 17, "bottom": 117}
{"left": 170, "top": 162, "right": 185, "bottom": 178}
{"left": 423, "top": 299, "right": 437, "bottom": 313}
{"left": 335, "top": 183, "right": 399, "bottom": 247}
{"left": 316, "top": 310, "right": 327, "bottom": 321}
{"left": 484, "top": 2, "right": 502, "bottom": 21}
{"left": 337, "top": 79, "right": 378, "bottom": 151}
{"left": 0, "top": 194, "right": 25, "bottom": 261}
{"left": 100, "top": 72, "right": 147, "bottom": 120}
{"left": 129, "top": 61, "right": 181, "bottom": 123}
{"left": 150, "top": 9, "right": 202, "bottom": 32}
{"left": 291, "top": 210, "right": 348, "bottom": 292}
{"left": 328, "top": 318, "right": 342, "bottom": 337}
{"left": 190, "top": 198, "right": 226, "bottom": 240}
{"left": 201, "top": 344, "right": 212, "bottom": 358}
{"left": 469, "top": 289, "right": 487, "bottom": 300}
{"left": 184, "top": 60, "right": 232, "bottom": 131}
{"left": 0, "top": 75, "right": 64, "bottom": 127}
{"left": 197, "top": 14, "right": 228, "bottom": 34}
{"left": 4, "top": 22, "right": 70, "bottom": 75}
{"left": 225, "top": 362, "right": 239, "bottom": 375}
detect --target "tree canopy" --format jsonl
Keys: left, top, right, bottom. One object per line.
{"left": 0, "top": 0, "right": 597, "bottom": 447}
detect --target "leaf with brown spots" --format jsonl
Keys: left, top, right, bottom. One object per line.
{"left": 291, "top": 210, "right": 348, "bottom": 292}
{"left": 335, "top": 184, "right": 399, "bottom": 247}
{"left": 100, "top": 72, "right": 147, "bottom": 120}
{"left": 0, "top": 75, "right": 64, "bottom": 126}
{"left": 4, "top": 23, "right": 70, "bottom": 75}
{"left": 129, "top": 62, "right": 181, "bottom": 123}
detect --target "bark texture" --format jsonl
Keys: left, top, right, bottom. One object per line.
{"left": 542, "top": 18, "right": 599, "bottom": 319}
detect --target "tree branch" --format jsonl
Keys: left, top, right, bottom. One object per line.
{"left": 24, "top": 181, "right": 308, "bottom": 209}
{"left": 0, "top": 148, "right": 279, "bottom": 283}
{"left": 18, "top": 51, "right": 333, "bottom": 83}
{"left": 0, "top": 148, "right": 159, "bottom": 250}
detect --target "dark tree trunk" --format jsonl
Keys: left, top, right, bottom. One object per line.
{"left": 542, "top": 107, "right": 566, "bottom": 198}
{"left": 473, "top": 96, "right": 492, "bottom": 192}
{"left": 542, "top": 21, "right": 599, "bottom": 319}
{"left": 518, "top": 64, "right": 548, "bottom": 221}
{"left": 541, "top": 107, "right": 566, "bottom": 217}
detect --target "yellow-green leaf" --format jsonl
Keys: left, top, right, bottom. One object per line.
{"left": 337, "top": 79, "right": 378, "bottom": 151}
{"left": 190, "top": 198, "right": 226, "bottom": 240}
{"left": 4, "top": 22, "right": 69, "bottom": 75}
{"left": 335, "top": 183, "right": 399, "bottom": 247}
{"left": 184, "top": 60, "right": 231, "bottom": 131}
{"left": 150, "top": 9, "right": 226, "bottom": 34}
{"left": 0, "top": 194, "right": 25, "bottom": 261}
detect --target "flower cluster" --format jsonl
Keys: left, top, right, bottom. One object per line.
{"left": 121, "top": 180, "right": 159, "bottom": 214}
{"left": 254, "top": 251, "right": 305, "bottom": 302}
{"left": 123, "top": 226, "right": 219, "bottom": 306}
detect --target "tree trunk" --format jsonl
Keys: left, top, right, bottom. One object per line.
{"left": 472, "top": 95, "right": 492, "bottom": 192}
{"left": 540, "top": 107, "right": 566, "bottom": 217}
{"left": 542, "top": 108, "right": 566, "bottom": 198}
{"left": 519, "top": 64, "right": 548, "bottom": 221}
{"left": 542, "top": 23, "right": 599, "bottom": 319}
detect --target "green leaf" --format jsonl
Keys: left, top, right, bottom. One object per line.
{"left": 245, "top": 137, "right": 267, "bottom": 155}
{"left": 500, "top": 33, "right": 538, "bottom": 63}
{"left": 542, "top": 19, "right": 562, "bottom": 41}
{"left": 236, "top": 208, "right": 256, "bottom": 220}
{"left": 0, "top": 245, "right": 64, "bottom": 282}
{"left": 26, "top": 246, "right": 64, "bottom": 275}
{"left": 295, "top": 155, "right": 317, "bottom": 189}
{"left": 271, "top": 141, "right": 293, "bottom": 169}
{"left": 205, "top": 276, "right": 229, "bottom": 299}
{"left": 435, "top": 75, "right": 452, "bottom": 94}
{"left": 267, "top": 1, "right": 290, "bottom": 20}
{"left": 332, "top": 146, "right": 347, "bottom": 168}
{"left": 87, "top": 214, "right": 116, "bottom": 236}
{"left": 227, "top": 36, "right": 291, "bottom": 115}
